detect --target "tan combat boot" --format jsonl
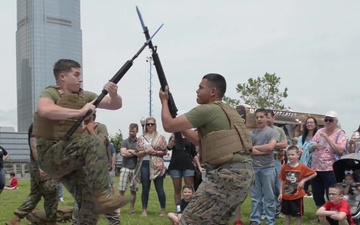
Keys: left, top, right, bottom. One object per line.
{"left": 94, "top": 192, "right": 134, "bottom": 214}
{"left": 6, "top": 217, "right": 21, "bottom": 225}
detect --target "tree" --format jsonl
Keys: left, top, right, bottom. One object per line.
{"left": 227, "top": 72, "right": 288, "bottom": 110}
{"left": 109, "top": 129, "right": 123, "bottom": 153}
{"left": 223, "top": 96, "right": 240, "bottom": 107}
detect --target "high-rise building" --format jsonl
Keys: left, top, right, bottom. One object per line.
{"left": 16, "top": 0, "right": 82, "bottom": 132}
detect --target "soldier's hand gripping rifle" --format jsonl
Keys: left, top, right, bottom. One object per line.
{"left": 65, "top": 25, "right": 163, "bottom": 140}
{"left": 136, "top": 6, "right": 184, "bottom": 150}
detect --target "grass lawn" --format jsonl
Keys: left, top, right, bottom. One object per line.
{"left": 0, "top": 176, "right": 319, "bottom": 224}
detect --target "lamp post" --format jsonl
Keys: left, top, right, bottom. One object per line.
{"left": 140, "top": 117, "right": 146, "bottom": 133}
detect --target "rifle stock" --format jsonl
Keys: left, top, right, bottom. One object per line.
{"left": 136, "top": 6, "right": 184, "bottom": 150}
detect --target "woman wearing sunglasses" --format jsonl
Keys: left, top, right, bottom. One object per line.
{"left": 131, "top": 117, "right": 167, "bottom": 217}
{"left": 309, "top": 111, "right": 347, "bottom": 211}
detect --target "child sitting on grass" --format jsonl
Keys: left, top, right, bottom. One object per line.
{"left": 167, "top": 184, "right": 194, "bottom": 225}
{"left": 4, "top": 172, "right": 18, "bottom": 190}
{"left": 316, "top": 185, "right": 355, "bottom": 225}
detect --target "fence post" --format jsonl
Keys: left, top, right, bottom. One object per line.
{"left": 21, "top": 163, "right": 26, "bottom": 177}
{"left": 12, "top": 163, "right": 17, "bottom": 175}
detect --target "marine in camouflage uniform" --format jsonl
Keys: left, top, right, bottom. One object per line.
{"left": 159, "top": 73, "right": 255, "bottom": 225}
{"left": 71, "top": 113, "right": 120, "bottom": 225}
{"left": 7, "top": 124, "right": 58, "bottom": 225}
{"left": 33, "top": 59, "right": 132, "bottom": 224}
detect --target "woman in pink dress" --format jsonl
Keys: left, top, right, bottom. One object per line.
{"left": 310, "top": 111, "right": 347, "bottom": 208}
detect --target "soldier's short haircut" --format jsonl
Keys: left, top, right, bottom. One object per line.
{"left": 53, "top": 59, "right": 81, "bottom": 79}
{"left": 202, "top": 73, "right": 227, "bottom": 98}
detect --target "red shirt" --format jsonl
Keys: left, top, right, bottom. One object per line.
{"left": 323, "top": 200, "right": 355, "bottom": 225}
{"left": 9, "top": 177, "right": 18, "bottom": 188}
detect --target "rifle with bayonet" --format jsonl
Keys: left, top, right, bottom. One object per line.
{"left": 65, "top": 24, "right": 163, "bottom": 140}
{"left": 136, "top": 6, "right": 184, "bottom": 150}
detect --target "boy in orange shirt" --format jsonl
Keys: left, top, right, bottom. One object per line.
{"left": 278, "top": 146, "right": 317, "bottom": 225}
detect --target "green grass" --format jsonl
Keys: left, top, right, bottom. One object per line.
{"left": 0, "top": 177, "right": 319, "bottom": 224}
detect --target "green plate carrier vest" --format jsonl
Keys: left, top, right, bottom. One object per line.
{"left": 201, "top": 102, "right": 253, "bottom": 165}
{"left": 33, "top": 86, "right": 86, "bottom": 140}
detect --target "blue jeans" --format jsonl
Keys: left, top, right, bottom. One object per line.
{"left": 141, "top": 160, "right": 166, "bottom": 209}
{"left": 274, "top": 159, "right": 282, "bottom": 217}
{"left": 250, "top": 166, "right": 276, "bottom": 225}
{"left": 311, "top": 171, "right": 336, "bottom": 207}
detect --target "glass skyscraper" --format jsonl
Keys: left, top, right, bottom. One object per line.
{"left": 16, "top": 0, "right": 82, "bottom": 132}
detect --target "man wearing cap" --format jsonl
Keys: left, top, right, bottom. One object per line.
{"left": 309, "top": 111, "right": 347, "bottom": 209}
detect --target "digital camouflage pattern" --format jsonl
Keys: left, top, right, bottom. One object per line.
{"left": 69, "top": 170, "right": 120, "bottom": 225}
{"left": 13, "top": 161, "right": 58, "bottom": 222}
{"left": 65, "top": 170, "right": 99, "bottom": 224}
{"left": 37, "top": 135, "right": 112, "bottom": 224}
{"left": 26, "top": 206, "right": 73, "bottom": 224}
{"left": 70, "top": 121, "right": 120, "bottom": 225}
{"left": 179, "top": 167, "right": 254, "bottom": 225}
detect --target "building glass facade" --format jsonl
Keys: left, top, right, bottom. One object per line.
{"left": 16, "top": 0, "right": 82, "bottom": 132}
{"left": 0, "top": 131, "right": 28, "bottom": 161}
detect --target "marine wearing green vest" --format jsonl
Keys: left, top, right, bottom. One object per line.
{"left": 159, "top": 73, "right": 255, "bottom": 225}
{"left": 33, "top": 59, "right": 132, "bottom": 221}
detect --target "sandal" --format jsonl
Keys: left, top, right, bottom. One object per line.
{"left": 141, "top": 211, "right": 147, "bottom": 217}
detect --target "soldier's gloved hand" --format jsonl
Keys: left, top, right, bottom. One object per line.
{"left": 104, "top": 82, "right": 118, "bottom": 97}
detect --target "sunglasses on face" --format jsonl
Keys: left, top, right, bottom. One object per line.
{"left": 324, "top": 118, "right": 334, "bottom": 123}
{"left": 146, "top": 123, "right": 155, "bottom": 126}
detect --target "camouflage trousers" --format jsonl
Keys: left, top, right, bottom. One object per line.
{"left": 179, "top": 167, "right": 254, "bottom": 225}
{"left": 70, "top": 170, "right": 120, "bottom": 225}
{"left": 37, "top": 135, "right": 110, "bottom": 194}
{"left": 14, "top": 161, "right": 58, "bottom": 222}
{"left": 37, "top": 136, "right": 111, "bottom": 224}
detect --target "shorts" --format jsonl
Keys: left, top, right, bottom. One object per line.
{"left": 281, "top": 198, "right": 304, "bottom": 217}
{"left": 169, "top": 169, "right": 195, "bottom": 179}
{"left": 118, "top": 167, "right": 137, "bottom": 192}
{"left": 108, "top": 170, "right": 115, "bottom": 185}
{"left": 326, "top": 216, "right": 351, "bottom": 225}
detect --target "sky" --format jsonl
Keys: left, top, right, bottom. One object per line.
{"left": 0, "top": 1, "right": 359, "bottom": 139}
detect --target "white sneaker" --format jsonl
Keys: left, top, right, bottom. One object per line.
{"left": 59, "top": 197, "right": 64, "bottom": 202}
